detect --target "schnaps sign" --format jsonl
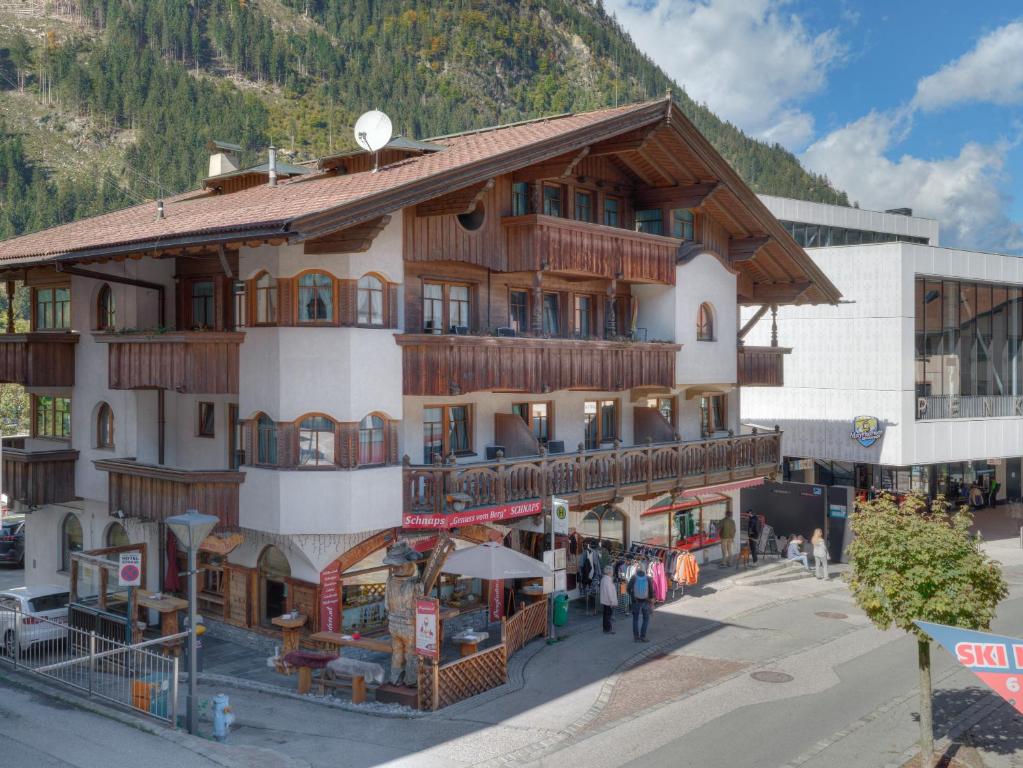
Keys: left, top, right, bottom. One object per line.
{"left": 915, "top": 620, "right": 1023, "bottom": 714}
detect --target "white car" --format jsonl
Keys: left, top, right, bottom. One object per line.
{"left": 0, "top": 585, "right": 70, "bottom": 655}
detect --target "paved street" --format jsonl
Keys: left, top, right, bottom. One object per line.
{"left": 1, "top": 553, "right": 1021, "bottom": 767}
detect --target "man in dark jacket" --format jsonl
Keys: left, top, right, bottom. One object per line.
{"left": 746, "top": 510, "right": 760, "bottom": 566}
{"left": 627, "top": 568, "right": 652, "bottom": 642}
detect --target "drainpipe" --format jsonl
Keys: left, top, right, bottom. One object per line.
{"left": 158, "top": 389, "right": 166, "bottom": 466}
{"left": 5, "top": 281, "right": 13, "bottom": 334}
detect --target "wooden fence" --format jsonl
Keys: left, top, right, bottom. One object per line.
{"left": 503, "top": 598, "right": 548, "bottom": 657}
{"left": 417, "top": 597, "right": 548, "bottom": 711}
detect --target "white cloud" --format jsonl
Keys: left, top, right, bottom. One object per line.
{"left": 914, "top": 21, "right": 1023, "bottom": 111}
{"left": 606, "top": 0, "right": 843, "bottom": 149}
{"left": 802, "top": 111, "right": 1023, "bottom": 252}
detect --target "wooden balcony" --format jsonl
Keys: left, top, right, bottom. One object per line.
{"left": 94, "top": 331, "right": 243, "bottom": 394}
{"left": 1, "top": 437, "right": 78, "bottom": 506}
{"left": 503, "top": 214, "right": 678, "bottom": 284}
{"left": 404, "top": 430, "right": 781, "bottom": 515}
{"left": 396, "top": 334, "right": 680, "bottom": 396}
{"left": 0, "top": 332, "right": 79, "bottom": 387}
{"left": 737, "top": 345, "right": 791, "bottom": 387}
{"left": 94, "top": 458, "right": 244, "bottom": 530}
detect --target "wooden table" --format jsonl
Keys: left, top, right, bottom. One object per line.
{"left": 137, "top": 593, "right": 188, "bottom": 647}
{"left": 309, "top": 631, "right": 393, "bottom": 655}
{"left": 453, "top": 631, "right": 489, "bottom": 657}
{"left": 272, "top": 614, "right": 308, "bottom": 656}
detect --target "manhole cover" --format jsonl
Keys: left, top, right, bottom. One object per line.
{"left": 815, "top": 611, "right": 848, "bottom": 620}
{"left": 751, "top": 671, "right": 793, "bottom": 684}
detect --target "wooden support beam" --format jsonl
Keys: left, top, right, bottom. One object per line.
{"left": 303, "top": 215, "right": 391, "bottom": 255}
{"left": 751, "top": 281, "right": 811, "bottom": 303}
{"left": 587, "top": 125, "right": 661, "bottom": 156}
{"left": 415, "top": 179, "right": 495, "bottom": 217}
{"left": 511, "top": 148, "right": 590, "bottom": 183}
{"left": 729, "top": 236, "right": 771, "bottom": 263}
{"left": 633, "top": 182, "right": 719, "bottom": 209}
{"left": 738, "top": 304, "right": 770, "bottom": 340}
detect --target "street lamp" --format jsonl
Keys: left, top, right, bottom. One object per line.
{"left": 165, "top": 509, "right": 219, "bottom": 735}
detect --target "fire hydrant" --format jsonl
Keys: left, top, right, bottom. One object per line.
{"left": 212, "top": 693, "right": 234, "bottom": 742}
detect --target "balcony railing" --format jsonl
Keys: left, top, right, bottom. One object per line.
{"left": 0, "top": 332, "right": 79, "bottom": 387}
{"left": 94, "top": 458, "right": 244, "bottom": 529}
{"left": 397, "top": 333, "right": 680, "bottom": 396}
{"left": 503, "top": 214, "right": 678, "bottom": 284}
{"left": 1, "top": 436, "right": 78, "bottom": 506}
{"left": 94, "top": 331, "right": 243, "bottom": 394}
{"left": 737, "top": 345, "right": 791, "bottom": 387}
{"left": 404, "top": 430, "right": 781, "bottom": 515}
{"left": 917, "top": 394, "right": 1023, "bottom": 420}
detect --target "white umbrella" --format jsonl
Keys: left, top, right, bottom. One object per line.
{"left": 440, "top": 542, "right": 553, "bottom": 580}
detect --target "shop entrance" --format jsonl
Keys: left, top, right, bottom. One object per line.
{"left": 1007, "top": 458, "right": 1022, "bottom": 503}
{"left": 258, "top": 545, "right": 291, "bottom": 625}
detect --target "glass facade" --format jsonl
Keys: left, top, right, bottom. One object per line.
{"left": 915, "top": 276, "right": 1023, "bottom": 418}
{"left": 779, "top": 220, "right": 928, "bottom": 248}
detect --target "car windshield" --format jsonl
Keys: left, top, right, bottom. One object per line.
{"left": 29, "top": 593, "right": 69, "bottom": 612}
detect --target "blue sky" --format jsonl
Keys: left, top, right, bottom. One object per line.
{"left": 607, "top": 0, "right": 1023, "bottom": 253}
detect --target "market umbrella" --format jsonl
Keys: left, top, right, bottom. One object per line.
{"left": 440, "top": 542, "right": 553, "bottom": 580}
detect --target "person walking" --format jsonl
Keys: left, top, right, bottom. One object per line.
{"left": 746, "top": 510, "right": 760, "bottom": 566}
{"left": 627, "top": 567, "right": 652, "bottom": 642}
{"left": 599, "top": 565, "right": 617, "bottom": 634}
{"left": 718, "top": 510, "right": 736, "bottom": 567}
{"left": 811, "top": 528, "right": 830, "bottom": 580}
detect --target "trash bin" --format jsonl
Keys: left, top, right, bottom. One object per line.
{"left": 131, "top": 674, "right": 170, "bottom": 718}
{"left": 553, "top": 593, "right": 569, "bottom": 627}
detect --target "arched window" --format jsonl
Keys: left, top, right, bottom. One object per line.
{"left": 697, "top": 303, "right": 715, "bottom": 341}
{"left": 254, "top": 273, "right": 277, "bottom": 325}
{"left": 61, "top": 514, "right": 83, "bottom": 572}
{"left": 96, "top": 284, "right": 115, "bottom": 331}
{"left": 299, "top": 415, "right": 335, "bottom": 466}
{"left": 358, "top": 414, "right": 387, "bottom": 466}
{"left": 257, "top": 414, "right": 277, "bottom": 465}
{"left": 357, "top": 275, "right": 385, "bottom": 326}
{"left": 297, "top": 272, "right": 333, "bottom": 323}
{"left": 96, "top": 402, "right": 114, "bottom": 448}
{"left": 106, "top": 522, "right": 129, "bottom": 549}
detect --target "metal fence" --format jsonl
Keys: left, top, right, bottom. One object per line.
{"left": 0, "top": 605, "right": 184, "bottom": 725}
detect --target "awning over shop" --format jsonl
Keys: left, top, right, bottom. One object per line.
{"left": 681, "top": 476, "right": 766, "bottom": 497}
{"left": 441, "top": 541, "right": 553, "bottom": 580}
{"left": 641, "top": 492, "right": 730, "bottom": 517}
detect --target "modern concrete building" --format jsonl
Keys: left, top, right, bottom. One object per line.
{"left": 744, "top": 197, "right": 1023, "bottom": 504}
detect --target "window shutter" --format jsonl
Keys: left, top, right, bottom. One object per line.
{"left": 242, "top": 420, "right": 254, "bottom": 465}
{"left": 277, "top": 421, "right": 297, "bottom": 467}
{"left": 386, "top": 282, "right": 399, "bottom": 328}
{"left": 338, "top": 421, "right": 359, "bottom": 468}
{"left": 277, "top": 277, "right": 294, "bottom": 325}
{"left": 387, "top": 419, "right": 400, "bottom": 465}
{"left": 339, "top": 279, "right": 357, "bottom": 326}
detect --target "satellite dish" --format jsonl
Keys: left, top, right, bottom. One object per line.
{"left": 354, "top": 110, "right": 393, "bottom": 153}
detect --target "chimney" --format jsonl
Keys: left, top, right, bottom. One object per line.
{"left": 268, "top": 145, "right": 277, "bottom": 187}
{"left": 156, "top": 200, "right": 165, "bottom": 220}
{"left": 207, "top": 140, "right": 241, "bottom": 177}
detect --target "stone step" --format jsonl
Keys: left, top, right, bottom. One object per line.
{"left": 732, "top": 561, "right": 815, "bottom": 587}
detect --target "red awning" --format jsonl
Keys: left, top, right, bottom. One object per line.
{"left": 641, "top": 492, "right": 731, "bottom": 517}
{"left": 681, "top": 476, "right": 766, "bottom": 498}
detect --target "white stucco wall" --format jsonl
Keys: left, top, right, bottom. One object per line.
{"left": 741, "top": 242, "right": 1023, "bottom": 466}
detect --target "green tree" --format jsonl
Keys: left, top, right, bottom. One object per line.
{"left": 847, "top": 494, "right": 1008, "bottom": 765}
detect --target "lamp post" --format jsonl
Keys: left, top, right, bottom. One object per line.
{"left": 165, "top": 509, "right": 219, "bottom": 735}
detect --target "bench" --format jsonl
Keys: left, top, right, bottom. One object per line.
{"left": 319, "top": 657, "right": 387, "bottom": 704}
{"left": 283, "top": 650, "right": 338, "bottom": 695}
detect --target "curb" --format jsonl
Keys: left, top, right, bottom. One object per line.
{"left": 0, "top": 666, "right": 309, "bottom": 768}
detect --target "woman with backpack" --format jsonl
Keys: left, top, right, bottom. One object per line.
{"left": 627, "top": 567, "right": 652, "bottom": 642}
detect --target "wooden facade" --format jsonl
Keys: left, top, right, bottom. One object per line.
{"left": 0, "top": 332, "right": 79, "bottom": 387}
{"left": 737, "top": 346, "right": 791, "bottom": 387}
{"left": 1, "top": 438, "right": 78, "bottom": 506}
{"left": 96, "top": 331, "right": 243, "bottom": 394}
{"left": 404, "top": 430, "right": 781, "bottom": 515}
{"left": 95, "top": 457, "right": 244, "bottom": 529}
{"left": 397, "top": 334, "right": 679, "bottom": 396}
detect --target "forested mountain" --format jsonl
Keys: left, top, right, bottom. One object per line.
{"left": 0, "top": 0, "right": 848, "bottom": 241}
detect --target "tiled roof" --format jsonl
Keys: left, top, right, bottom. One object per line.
{"left": 0, "top": 100, "right": 666, "bottom": 265}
